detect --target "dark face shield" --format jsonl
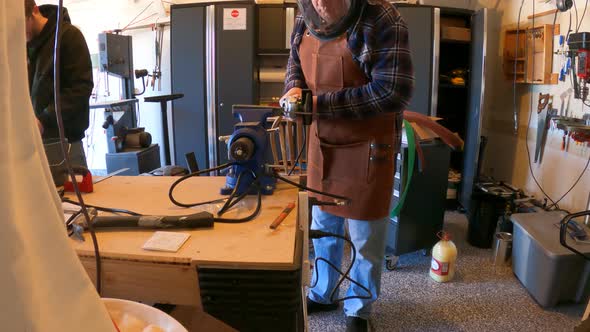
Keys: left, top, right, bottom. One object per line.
{"left": 297, "top": 0, "right": 362, "bottom": 40}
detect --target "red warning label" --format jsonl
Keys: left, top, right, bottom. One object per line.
{"left": 431, "top": 257, "right": 450, "bottom": 276}
{"left": 231, "top": 9, "right": 239, "bottom": 18}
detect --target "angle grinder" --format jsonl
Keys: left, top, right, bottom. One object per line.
{"left": 280, "top": 89, "right": 313, "bottom": 125}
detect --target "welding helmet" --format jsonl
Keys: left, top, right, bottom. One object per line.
{"left": 297, "top": 0, "right": 363, "bottom": 40}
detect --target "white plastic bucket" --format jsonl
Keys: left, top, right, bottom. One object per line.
{"left": 103, "top": 298, "right": 188, "bottom": 332}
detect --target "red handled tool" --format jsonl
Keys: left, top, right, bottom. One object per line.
{"left": 64, "top": 166, "right": 93, "bottom": 193}
{"left": 270, "top": 202, "right": 296, "bottom": 230}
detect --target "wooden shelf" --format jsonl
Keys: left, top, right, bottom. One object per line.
{"left": 502, "top": 24, "right": 560, "bottom": 85}
{"left": 527, "top": 9, "right": 558, "bottom": 20}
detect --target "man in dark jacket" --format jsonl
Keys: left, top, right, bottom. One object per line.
{"left": 25, "top": 0, "right": 93, "bottom": 167}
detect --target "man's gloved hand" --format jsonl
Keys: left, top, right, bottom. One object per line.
{"left": 280, "top": 88, "right": 302, "bottom": 121}
{"left": 281, "top": 87, "right": 302, "bottom": 102}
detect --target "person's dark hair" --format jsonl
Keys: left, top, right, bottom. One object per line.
{"left": 24, "top": 0, "right": 36, "bottom": 18}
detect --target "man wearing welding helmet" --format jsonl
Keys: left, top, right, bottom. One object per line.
{"left": 281, "top": 0, "right": 413, "bottom": 330}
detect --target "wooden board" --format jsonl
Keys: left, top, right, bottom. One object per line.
{"left": 69, "top": 176, "right": 300, "bottom": 270}
{"left": 527, "top": 9, "right": 558, "bottom": 20}
{"left": 79, "top": 256, "right": 201, "bottom": 306}
{"left": 170, "top": 306, "right": 237, "bottom": 332}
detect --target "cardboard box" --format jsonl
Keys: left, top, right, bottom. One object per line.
{"left": 404, "top": 116, "right": 444, "bottom": 142}
{"left": 441, "top": 16, "right": 467, "bottom": 28}
{"left": 442, "top": 27, "right": 471, "bottom": 42}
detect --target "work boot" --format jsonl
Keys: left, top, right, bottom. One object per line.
{"left": 346, "top": 316, "right": 368, "bottom": 332}
{"left": 306, "top": 297, "right": 338, "bottom": 314}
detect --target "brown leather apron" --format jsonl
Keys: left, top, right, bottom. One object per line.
{"left": 299, "top": 30, "right": 401, "bottom": 221}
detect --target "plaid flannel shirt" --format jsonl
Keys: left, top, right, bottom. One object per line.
{"left": 284, "top": 2, "right": 414, "bottom": 117}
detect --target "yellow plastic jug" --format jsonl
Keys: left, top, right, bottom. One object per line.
{"left": 429, "top": 231, "right": 458, "bottom": 282}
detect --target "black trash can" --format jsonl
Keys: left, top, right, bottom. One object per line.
{"left": 467, "top": 183, "right": 519, "bottom": 248}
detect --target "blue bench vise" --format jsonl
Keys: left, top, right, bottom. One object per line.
{"left": 220, "top": 105, "right": 280, "bottom": 196}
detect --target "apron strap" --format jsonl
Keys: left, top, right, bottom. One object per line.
{"left": 390, "top": 119, "right": 416, "bottom": 218}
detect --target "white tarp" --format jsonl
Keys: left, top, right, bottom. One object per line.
{"left": 0, "top": 1, "right": 115, "bottom": 331}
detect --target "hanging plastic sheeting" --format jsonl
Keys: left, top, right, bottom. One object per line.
{"left": 0, "top": 1, "right": 115, "bottom": 331}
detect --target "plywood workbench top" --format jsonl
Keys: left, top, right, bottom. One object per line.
{"left": 68, "top": 176, "right": 300, "bottom": 270}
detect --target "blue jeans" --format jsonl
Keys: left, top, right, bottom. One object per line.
{"left": 309, "top": 206, "right": 389, "bottom": 319}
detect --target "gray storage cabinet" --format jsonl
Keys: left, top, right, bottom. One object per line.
{"left": 396, "top": 4, "right": 489, "bottom": 212}
{"left": 171, "top": 2, "right": 256, "bottom": 170}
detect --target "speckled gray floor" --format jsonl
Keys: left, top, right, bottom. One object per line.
{"left": 308, "top": 211, "right": 585, "bottom": 332}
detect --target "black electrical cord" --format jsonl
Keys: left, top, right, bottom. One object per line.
{"left": 213, "top": 181, "right": 263, "bottom": 223}
{"left": 560, "top": 210, "right": 590, "bottom": 260}
{"left": 223, "top": 175, "right": 258, "bottom": 212}
{"left": 273, "top": 173, "right": 349, "bottom": 203}
{"left": 546, "top": 102, "right": 590, "bottom": 210}
{"left": 217, "top": 170, "right": 256, "bottom": 216}
{"left": 574, "top": 0, "right": 580, "bottom": 33}
{"left": 62, "top": 198, "right": 143, "bottom": 218}
{"left": 578, "top": 0, "right": 589, "bottom": 32}
{"left": 217, "top": 175, "right": 244, "bottom": 216}
{"left": 309, "top": 230, "right": 373, "bottom": 303}
{"left": 567, "top": 10, "right": 573, "bottom": 42}
{"left": 536, "top": 7, "right": 590, "bottom": 211}
{"left": 522, "top": 5, "right": 589, "bottom": 211}
{"left": 547, "top": 154, "right": 590, "bottom": 210}
{"left": 522, "top": 1, "right": 559, "bottom": 208}
{"left": 288, "top": 128, "right": 306, "bottom": 176}
{"left": 513, "top": 0, "right": 526, "bottom": 134}
{"left": 313, "top": 258, "right": 372, "bottom": 302}
{"left": 168, "top": 162, "right": 235, "bottom": 208}
{"left": 53, "top": 0, "right": 102, "bottom": 294}
{"left": 65, "top": 210, "right": 82, "bottom": 227}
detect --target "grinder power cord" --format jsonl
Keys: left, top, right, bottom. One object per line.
{"left": 168, "top": 162, "right": 236, "bottom": 208}
{"left": 560, "top": 210, "right": 590, "bottom": 260}
{"left": 511, "top": 2, "right": 590, "bottom": 212}
{"left": 52, "top": 0, "right": 103, "bottom": 294}
{"left": 309, "top": 230, "right": 373, "bottom": 303}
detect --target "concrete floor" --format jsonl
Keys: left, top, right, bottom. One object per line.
{"left": 308, "top": 211, "right": 586, "bottom": 332}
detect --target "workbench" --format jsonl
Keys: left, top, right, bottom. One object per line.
{"left": 68, "top": 176, "right": 304, "bottom": 332}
